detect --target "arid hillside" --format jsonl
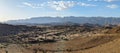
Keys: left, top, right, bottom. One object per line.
{"left": 0, "top": 23, "right": 120, "bottom": 53}
{"left": 0, "top": 23, "right": 42, "bottom": 36}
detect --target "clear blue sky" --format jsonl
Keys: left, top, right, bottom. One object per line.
{"left": 0, "top": 0, "right": 120, "bottom": 22}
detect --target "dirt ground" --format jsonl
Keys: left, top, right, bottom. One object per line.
{"left": 0, "top": 34, "right": 120, "bottom": 53}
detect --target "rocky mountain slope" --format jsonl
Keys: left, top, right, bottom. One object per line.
{"left": 0, "top": 23, "right": 120, "bottom": 53}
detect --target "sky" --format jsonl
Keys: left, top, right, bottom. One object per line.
{"left": 0, "top": 0, "right": 120, "bottom": 22}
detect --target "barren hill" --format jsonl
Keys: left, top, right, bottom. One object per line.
{"left": 0, "top": 23, "right": 120, "bottom": 53}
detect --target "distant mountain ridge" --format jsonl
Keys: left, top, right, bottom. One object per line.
{"left": 6, "top": 16, "right": 120, "bottom": 25}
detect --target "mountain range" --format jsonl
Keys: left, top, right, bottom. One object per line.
{"left": 6, "top": 16, "right": 120, "bottom": 25}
